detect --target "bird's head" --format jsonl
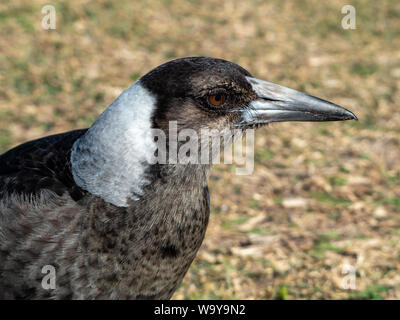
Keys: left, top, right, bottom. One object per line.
{"left": 140, "top": 57, "right": 357, "bottom": 136}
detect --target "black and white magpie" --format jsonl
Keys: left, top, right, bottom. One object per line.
{"left": 0, "top": 57, "right": 357, "bottom": 299}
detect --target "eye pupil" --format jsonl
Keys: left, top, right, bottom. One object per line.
{"left": 208, "top": 94, "right": 225, "bottom": 106}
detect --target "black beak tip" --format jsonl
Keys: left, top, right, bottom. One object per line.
{"left": 344, "top": 109, "right": 358, "bottom": 121}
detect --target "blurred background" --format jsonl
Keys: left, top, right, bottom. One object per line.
{"left": 0, "top": 0, "right": 399, "bottom": 299}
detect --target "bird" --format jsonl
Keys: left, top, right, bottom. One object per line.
{"left": 0, "top": 57, "right": 357, "bottom": 299}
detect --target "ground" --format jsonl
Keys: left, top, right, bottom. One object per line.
{"left": 0, "top": 0, "right": 399, "bottom": 299}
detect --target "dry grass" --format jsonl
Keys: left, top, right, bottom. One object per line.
{"left": 0, "top": 0, "right": 399, "bottom": 299}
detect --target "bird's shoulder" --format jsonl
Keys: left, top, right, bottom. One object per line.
{"left": 0, "top": 129, "right": 88, "bottom": 201}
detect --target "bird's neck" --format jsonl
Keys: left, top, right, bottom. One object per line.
{"left": 133, "top": 163, "right": 211, "bottom": 225}
{"left": 70, "top": 80, "right": 159, "bottom": 207}
{"left": 79, "top": 162, "right": 211, "bottom": 299}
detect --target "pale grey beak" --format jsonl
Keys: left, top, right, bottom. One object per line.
{"left": 235, "top": 77, "right": 358, "bottom": 127}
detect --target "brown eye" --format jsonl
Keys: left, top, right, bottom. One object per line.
{"left": 208, "top": 94, "right": 226, "bottom": 106}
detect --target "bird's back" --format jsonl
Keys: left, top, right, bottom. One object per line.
{"left": 0, "top": 129, "right": 88, "bottom": 200}
{"left": 0, "top": 129, "right": 88, "bottom": 299}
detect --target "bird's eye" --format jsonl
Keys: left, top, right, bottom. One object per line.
{"left": 208, "top": 94, "right": 226, "bottom": 107}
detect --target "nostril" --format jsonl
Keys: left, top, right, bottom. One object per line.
{"left": 259, "top": 96, "right": 284, "bottom": 103}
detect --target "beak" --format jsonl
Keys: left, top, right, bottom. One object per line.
{"left": 235, "top": 77, "right": 358, "bottom": 127}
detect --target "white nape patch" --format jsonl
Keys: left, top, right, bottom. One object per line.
{"left": 71, "top": 80, "right": 157, "bottom": 207}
